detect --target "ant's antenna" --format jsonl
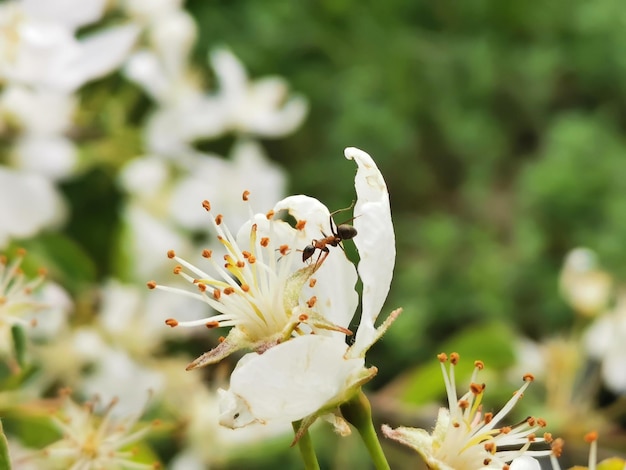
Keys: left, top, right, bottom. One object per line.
{"left": 329, "top": 200, "right": 355, "bottom": 218}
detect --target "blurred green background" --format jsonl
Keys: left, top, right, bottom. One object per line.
{"left": 40, "top": 0, "right": 626, "bottom": 466}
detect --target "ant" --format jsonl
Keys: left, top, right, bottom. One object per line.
{"left": 302, "top": 203, "right": 357, "bottom": 265}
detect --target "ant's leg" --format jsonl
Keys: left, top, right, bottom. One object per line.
{"left": 315, "top": 247, "right": 330, "bottom": 268}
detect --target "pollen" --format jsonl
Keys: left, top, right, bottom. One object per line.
{"left": 469, "top": 382, "right": 485, "bottom": 395}
{"left": 215, "top": 214, "right": 223, "bottom": 225}
{"left": 202, "top": 200, "right": 211, "bottom": 211}
{"left": 242, "top": 190, "right": 250, "bottom": 201}
{"left": 450, "top": 352, "right": 460, "bottom": 365}
{"left": 266, "top": 210, "right": 275, "bottom": 219}
{"left": 241, "top": 284, "right": 250, "bottom": 292}
{"left": 206, "top": 321, "right": 220, "bottom": 328}
{"left": 309, "top": 278, "right": 317, "bottom": 288}
{"left": 295, "top": 219, "right": 306, "bottom": 230}
{"left": 146, "top": 281, "right": 157, "bottom": 289}
{"left": 306, "top": 296, "right": 317, "bottom": 308}
{"left": 248, "top": 255, "right": 256, "bottom": 263}
{"left": 260, "top": 237, "right": 270, "bottom": 247}
{"left": 236, "top": 261, "right": 245, "bottom": 268}
{"left": 213, "top": 289, "right": 221, "bottom": 300}
{"left": 173, "top": 266, "right": 182, "bottom": 274}
{"left": 484, "top": 441, "right": 496, "bottom": 454}
{"left": 484, "top": 412, "right": 493, "bottom": 424}
{"left": 543, "top": 432, "right": 553, "bottom": 443}
{"left": 437, "top": 352, "right": 448, "bottom": 363}
{"left": 165, "top": 319, "right": 178, "bottom": 327}
{"left": 279, "top": 245, "right": 289, "bottom": 256}
{"left": 474, "top": 360, "right": 484, "bottom": 370}
{"left": 551, "top": 438, "right": 564, "bottom": 457}
{"left": 167, "top": 250, "right": 176, "bottom": 259}
{"left": 202, "top": 249, "right": 212, "bottom": 258}
{"left": 298, "top": 314, "right": 308, "bottom": 322}
{"left": 197, "top": 283, "right": 207, "bottom": 292}
{"left": 523, "top": 373, "right": 535, "bottom": 382}
{"left": 584, "top": 431, "right": 598, "bottom": 443}
{"left": 224, "top": 287, "right": 235, "bottom": 295}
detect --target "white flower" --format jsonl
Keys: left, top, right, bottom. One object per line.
{"left": 583, "top": 293, "right": 626, "bottom": 393}
{"left": 0, "top": 249, "right": 46, "bottom": 336}
{"left": 0, "top": 0, "right": 139, "bottom": 92}
{"left": 211, "top": 48, "right": 308, "bottom": 137}
{"left": 215, "top": 147, "right": 400, "bottom": 429}
{"left": 559, "top": 248, "right": 612, "bottom": 317}
{"left": 382, "top": 352, "right": 555, "bottom": 470}
{"left": 31, "top": 390, "right": 158, "bottom": 469}
{"left": 0, "top": 168, "right": 66, "bottom": 247}
{"left": 167, "top": 140, "right": 287, "bottom": 231}
{"left": 149, "top": 185, "right": 359, "bottom": 368}
{"left": 118, "top": 142, "right": 287, "bottom": 281}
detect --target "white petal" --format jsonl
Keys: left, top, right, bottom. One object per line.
{"left": 0, "top": 168, "right": 66, "bottom": 247}
{"left": 14, "top": 135, "right": 78, "bottom": 181}
{"left": 273, "top": 195, "right": 359, "bottom": 330}
{"left": 118, "top": 156, "right": 170, "bottom": 197}
{"left": 21, "top": 0, "right": 107, "bottom": 29}
{"left": 124, "top": 50, "right": 169, "bottom": 101}
{"left": 509, "top": 456, "right": 542, "bottom": 470}
{"left": 345, "top": 147, "right": 395, "bottom": 354}
{"left": 221, "top": 335, "right": 364, "bottom": 425}
{"left": 58, "top": 24, "right": 139, "bottom": 92}
{"left": 1, "top": 86, "right": 76, "bottom": 135}
{"left": 583, "top": 315, "right": 613, "bottom": 359}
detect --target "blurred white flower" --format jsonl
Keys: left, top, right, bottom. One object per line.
{"left": 118, "top": 141, "right": 286, "bottom": 281}
{"left": 168, "top": 140, "right": 287, "bottom": 231}
{"left": 171, "top": 384, "right": 290, "bottom": 469}
{"left": 382, "top": 353, "right": 556, "bottom": 470}
{"left": 0, "top": 168, "right": 66, "bottom": 247}
{"left": 80, "top": 347, "right": 164, "bottom": 417}
{"left": 0, "top": 249, "right": 48, "bottom": 358}
{"left": 559, "top": 248, "right": 612, "bottom": 317}
{"left": 210, "top": 47, "right": 308, "bottom": 137}
{"left": 583, "top": 292, "right": 626, "bottom": 393}
{"left": 0, "top": 0, "right": 139, "bottom": 92}
{"left": 29, "top": 390, "right": 157, "bottom": 469}
{"left": 216, "top": 147, "right": 400, "bottom": 429}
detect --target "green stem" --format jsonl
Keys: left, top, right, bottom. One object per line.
{"left": 340, "top": 390, "right": 391, "bottom": 470}
{"left": 292, "top": 420, "right": 320, "bottom": 470}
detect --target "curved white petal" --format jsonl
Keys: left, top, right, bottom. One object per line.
{"left": 21, "top": 0, "right": 107, "bottom": 29}
{"left": 273, "top": 195, "right": 359, "bottom": 330}
{"left": 345, "top": 147, "right": 395, "bottom": 355}
{"left": 15, "top": 135, "right": 78, "bottom": 181}
{"left": 0, "top": 168, "right": 66, "bottom": 247}
{"left": 219, "top": 335, "right": 363, "bottom": 427}
{"left": 58, "top": 24, "right": 139, "bottom": 92}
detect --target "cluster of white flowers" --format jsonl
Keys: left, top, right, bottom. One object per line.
{"left": 0, "top": 0, "right": 312, "bottom": 467}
